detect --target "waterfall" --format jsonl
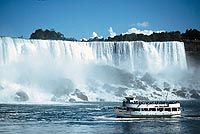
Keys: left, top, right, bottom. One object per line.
{"left": 0, "top": 37, "right": 188, "bottom": 103}
{"left": 0, "top": 37, "right": 187, "bottom": 73}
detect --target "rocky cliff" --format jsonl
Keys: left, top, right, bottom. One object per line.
{"left": 184, "top": 40, "right": 200, "bottom": 67}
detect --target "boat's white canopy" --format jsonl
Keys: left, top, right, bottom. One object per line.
{"left": 125, "top": 96, "right": 137, "bottom": 101}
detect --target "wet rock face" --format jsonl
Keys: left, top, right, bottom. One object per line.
{"left": 189, "top": 90, "right": 200, "bottom": 99}
{"left": 73, "top": 89, "right": 88, "bottom": 101}
{"left": 96, "top": 98, "right": 105, "bottom": 102}
{"left": 132, "top": 80, "right": 147, "bottom": 90}
{"left": 163, "top": 82, "right": 170, "bottom": 88}
{"left": 51, "top": 96, "right": 57, "bottom": 101}
{"left": 186, "top": 50, "right": 200, "bottom": 68}
{"left": 14, "top": 91, "right": 29, "bottom": 101}
{"left": 141, "top": 73, "right": 155, "bottom": 85}
{"left": 172, "top": 90, "right": 187, "bottom": 98}
{"left": 69, "top": 98, "right": 76, "bottom": 102}
{"left": 163, "top": 88, "right": 170, "bottom": 91}
{"left": 152, "top": 85, "right": 162, "bottom": 91}
{"left": 153, "top": 92, "right": 162, "bottom": 97}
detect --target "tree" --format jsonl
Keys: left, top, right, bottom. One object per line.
{"left": 30, "top": 29, "right": 77, "bottom": 41}
{"left": 182, "top": 29, "right": 200, "bottom": 40}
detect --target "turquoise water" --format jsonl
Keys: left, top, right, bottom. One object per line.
{"left": 0, "top": 101, "right": 200, "bottom": 134}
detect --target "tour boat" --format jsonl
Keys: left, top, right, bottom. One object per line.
{"left": 114, "top": 96, "right": 181, "bottom": 118}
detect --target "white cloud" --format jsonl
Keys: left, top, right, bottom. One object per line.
{"left": 137, "top": 21, "right": 149, "bottom": 27}
{"left": 92, "top": 32, "right": 98, "bottom": 38}
{"left": 123, "top": 27, "right": 165, "bottom": 35}
{"left": 108, "top": 27, "right": 116, "bottom": 38}
{"left": 91, "top": 32, "right": 103, "bottom": 39}
{"left": 80, "top": 38, "right": 87, "bottom": 41}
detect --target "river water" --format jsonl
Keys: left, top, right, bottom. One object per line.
{"left": 0, "top": 101, "right": 199, "bottom": 134}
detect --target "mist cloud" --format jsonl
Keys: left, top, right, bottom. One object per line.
{"left": 123, "top": 27, "right": 165, "bottom": 35}
{"left": 91, "top": 32, "right": 102, "bottom": 39}
{"left": 108, "top": 27, "right": 116, "bottom": 38}
{"left": 137, "top": 21, "right": 149, "bottom": 27}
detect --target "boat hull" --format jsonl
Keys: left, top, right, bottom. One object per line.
{"left": 114, "top": 108, "right": 181, "bottom": 118}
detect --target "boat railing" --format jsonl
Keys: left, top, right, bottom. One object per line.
{"left": 125, "top": 101, "right": 180, "bottom": 105}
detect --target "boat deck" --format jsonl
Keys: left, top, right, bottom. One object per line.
{"left": 127, "top": 101, "right": 180, "bottom": 105}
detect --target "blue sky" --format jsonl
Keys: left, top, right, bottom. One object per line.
{"left": 0, "top": 0, "right": 199, "bottom": 39}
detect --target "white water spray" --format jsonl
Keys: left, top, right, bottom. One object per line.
{"left": 0, "top": 37, "right": 187, "bottom": 103}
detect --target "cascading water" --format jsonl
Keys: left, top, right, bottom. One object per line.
{"left": 0, "top": 37, "right": 189, "bottom": 103}
{"left": 0, "top": 37, "right": 187, "bottom": 72}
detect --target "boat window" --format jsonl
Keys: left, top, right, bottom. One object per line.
{"left": 149, "top": 108, "right": 156, "bottom": 111}
{"left": 143, "top": 108, "right": 148, "bottom": 111}
{"left": 122, "top": 101, "right": 126, "bottom": 107}
{"left": 131, "top": 108, "right": 140, "bottom": 111}
{"left": 122, "top": 107, "right": 126, "bottom": 110}
{"left": 172, "top": 108, "right": 177, "bottom": 111}
{"left": 157, "top": 108, "right": 163, "bottom": 111}
{"left": 165, "top": 108, "right": 171, "bottom": 111}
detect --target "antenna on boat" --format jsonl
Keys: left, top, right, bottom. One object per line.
{"left": 165, "top": 92, "right": 168, "bottom": 101}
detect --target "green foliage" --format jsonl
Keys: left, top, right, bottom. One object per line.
{"left": 88, "top": 37, "right": 105, "bottom": 41}
{"left": 106, "top": 29, "right": 200, "bottom": 42}
{"left": 29, "top": 28, "right": 200, "bottom": 42}
{"left": 30, "top": 29, "right": 77, "bottom": 41}
{"left": 182, "top": 29, "right": 200, "bottom": 40}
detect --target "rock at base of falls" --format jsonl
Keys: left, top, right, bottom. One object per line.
{"left": 163, "top": 88, "right": 170, "bottom": 91}
{"left": 96, "top": 98, "right": 105, "bottom": 102}
{"left": 72, "top": 89, "right": 88, "bottom": 101}
{"left": 189, "top": 90, "right": 200, "bottom": 99}
{"left": 171, "top": 87, "right": 200, "bottom": 99}
{"left": 51, "top": 96, "right": 57, "bottom": 101}
{"left": 163, "top": 82, "right": 171, "bottom": 89}
{"left": 141, "top": 73, "right": 156, "bottom": 85}
{"left": 151, "top": 85, "right": 162, "bottom": 91}
{"left": 172, "top": 90, "right": 186, "bottom": 98}
{"left": 14, "top": 91, "right": 29, "bottom": 101}
{"left": 132, "top": 80, "right": 147, "bottom": 90}
{"left": 69, "top": 98, "right": 76, "bottom": 102}
{"left": 153, "top": 92, "right": 162, "bottom": 97}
